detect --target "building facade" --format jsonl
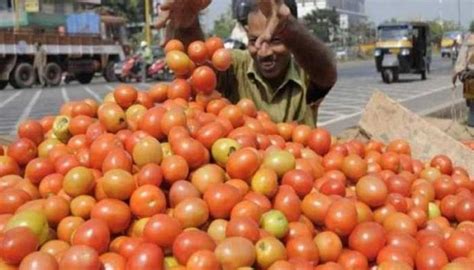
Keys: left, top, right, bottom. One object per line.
{"left": 297, "top": 0, "right": 367, "bottom": 27}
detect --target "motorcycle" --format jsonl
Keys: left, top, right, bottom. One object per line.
{"left": 115, "top": 54, "right": 172, "bottom": 82}
{"left": 114, "top": 55, "right": 143, "bottom": 83}
{"left": 147, "top": 57, "right": 173, "bottom": 81}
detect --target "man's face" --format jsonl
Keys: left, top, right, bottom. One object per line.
{"left": 247, "top": 11, "right": 291, "bottom": 81}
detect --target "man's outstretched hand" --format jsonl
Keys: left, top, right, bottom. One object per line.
{"left": 155, "top": 0, "right": 211, "bottom": 29}
{"left": 255, "top": 0, "right": 292, "bottom": 49}
{"left": 155, "top": 0, "right": 292, "bottom": 49}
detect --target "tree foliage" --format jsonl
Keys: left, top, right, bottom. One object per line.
{"left": 212, "top": 10, "right": 235, "bottom": 39}
{"left": 427, "top": 20, "right": 461, "bottom": 45}
{"left": 303, "top": 7, "right": 339, "bottom": 43}
{"left": 101, "top": 0, "right": 141, "bottom": 23}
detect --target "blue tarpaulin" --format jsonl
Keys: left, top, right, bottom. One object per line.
{"left": 66, "top": 12, "right": 100, "bottom": 34}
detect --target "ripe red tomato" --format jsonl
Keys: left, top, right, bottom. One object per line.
{"left": 0, "top": 188, "right": 31, "bottom": 214}
{"left": 99, "top": 252, "right": 126, "bottom": 270}
{"left": 226, "top": 147, "right": 260, "bottom": 181}
{"left": 90, "top": 199, "right": 131, "bottom": 234}
{"left": 415, "top": 246, "right": 448, "bottom": 270}
{"left": 138, "top": 107, "right": 166, "bottom": 140}
{"left": 172, "top": 230, "right": 216, "bottom": 265}
{"left": 226, "top": 216, "right": 260, "bottom": 243}
{"left": 130, "top": 185, "right": 166, "bottom": 218}
{"left": 7, "top": 138, "right": 37, "bottom": 166}
{"left": 25, "top": 157, "right": 54, "bottom": 184}
{"left": 442, "top": 230, "right": 474, "bottom": 260}
{"left": 212, "top": 48, "right": 232, "bottom": 71}
{"left": 205, "top": 37, "right": 224, "bottom": 57}
{"left": 18, "top": 120, "right": 44, "bottom": 146}
{"left": 71, "top": 219, "right": 110, "bottom": 254}
{"left": 126, "top": 243, "right": 164, "bottom": 270}
{"left": 165, "top": 39, "right": 185, "bottom": 54}
{"left": 187, "top": 250, "right": 220, "bottom": 270}
{"left": 286, "top": 236, "right": 319, "bottom": 265}
{"left": 281, "top": 170, "right": 313, "bottom": 198}
{"left": 301, "top": 192, "right": 333, "bottom": 225}
{"left": 273, "top": 185, "right": 301, "bottom": 222}
{"left": 355, "top": 175, "right": 388, "bottom": 207}
{"left": 166, "top": 50, "right": 192, "bottom": 76}
{"left": 188, "top": 40, "right": 209, "bottom": 64}
{"left": 143, "top": 214, "right": 182, "bottom": 249}
{"left": 324, "top": 198, "right": 358, "bottom": 236}
{"left": 314, "top": 231, "right": 343, "bottom": 263}
{"left": 59, "top": 245, "right": 101, "bottom": 270}
{"left": 0, "top": 156, "right": 20, "bottom": 178}
{"left": 19, "top": 251, "right": 59, "bottom": 270}
{"left": 114, "top": 84, "right": 138, "bottom": 109}
{"left": 348, "top": 222, "right": 386, "bottom": 261}
{"left": 0, "top": 227, "right": 39, "bottom": 265}
{"left": 307, "top": 128, "right": 331, "bottom": 156}
{"left": 174, "top": 197, "right": 209, "bottom": 228}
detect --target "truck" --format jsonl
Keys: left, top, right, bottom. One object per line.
{"left": 0, "top": 11, "right": 128, "bottom": 90}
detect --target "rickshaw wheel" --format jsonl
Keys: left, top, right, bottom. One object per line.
{"left": 382, "top": 69, "right": 394, "bottom": 84}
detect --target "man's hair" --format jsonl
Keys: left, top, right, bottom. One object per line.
{"left": 234, "top": 0, "right": 298, "bottom": 25}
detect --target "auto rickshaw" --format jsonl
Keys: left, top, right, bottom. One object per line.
{"left": 441, "top": 31, "right": 463, "bottom": 58}
{"left": 374, "top": 22, "right": 432, "bottom": 83}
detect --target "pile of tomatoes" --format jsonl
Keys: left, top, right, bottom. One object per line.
{"left": 1, "top": 37, "right": 474, "bottom": 270}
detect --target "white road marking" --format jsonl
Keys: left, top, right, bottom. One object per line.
{"left": 12, "top": 89, "right": 42, "bottom": 135}
{"left": 61, "top": 87, "right": 70, "bottom": 102}
{"left": 105, "top": 85, "right": 115, "bottom": 91}
{"left": 0, "top": 91, "right": 22, "bottom": 108}
{"left": 83, "top": 86, "right": 102, "bottom": 102}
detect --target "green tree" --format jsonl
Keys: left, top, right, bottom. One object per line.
{"left": 101, "top": 0, "right": 141, "bottom": 23}
{"left": 303, "top": 7, "right": 339, "bottom": 43}
{"left": 428, "top": 20, "right": 460, "bottom": 45}
{"left": 348, "top": 21, "right": 376, "bottom": 45}
{"left": 212, "top": 11, "right": 235, "bottom": 39}
{"left": 470, "top": 20, "right": 474, "bottom": 32}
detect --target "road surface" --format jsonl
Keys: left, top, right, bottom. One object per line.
{"left": 0, "top": 56, "right": 464, "bottom": 135}
{"left": 318, "top": 56, "right": 464, "bottom": 133}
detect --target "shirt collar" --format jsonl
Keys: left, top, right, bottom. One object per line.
{"left": 246, "top": 55, "right": 305, "bottom": 95}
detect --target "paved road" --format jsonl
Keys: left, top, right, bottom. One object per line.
{"left": 0, "top": 55, "right": 464, "bottom": 135}
{"left": 318, "top": 56, "right": 465, "bottom": 133}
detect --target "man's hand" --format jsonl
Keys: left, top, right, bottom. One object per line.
{"left": 156, "top": 0, "right": 211, "bottom": 29}
{"left": 255, "top": 0, "right": 292, "bottom": 49}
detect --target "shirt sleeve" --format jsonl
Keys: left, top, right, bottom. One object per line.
{"left": 304, "top": 74, "right": 333, "bottom": 104}
{"left": 217, "top": 49, "right": 249, "bottom": 103}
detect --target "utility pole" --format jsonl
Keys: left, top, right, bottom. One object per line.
{"left": 13, "top": 0, "right": 20, "bottom": 30}
{"left": 145, "top": 0, "right": 152, "bottom": 45}
{"left": 457, "top": 0, "right": 461, "bottom": 28}
{"left": 438, "top": 0, "right": 443, "bottom": 22}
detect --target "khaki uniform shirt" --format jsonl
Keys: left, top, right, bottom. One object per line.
{"left": 33, "top": 47, "right": 47, "bottom": 69}
{"left": 455, "top": 34, "right": 474, "bottom": 99}
{"left": 218, "top": 50, "right": 329, "bottom": 127}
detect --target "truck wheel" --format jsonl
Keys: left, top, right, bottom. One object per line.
{"left": 104, "top": 62, "right": 117, "bottom": 82}
{"left": 44, "top": 63, "right": 62, "bottom": 87}
{"left": 11, "top": 63, "right": 35, "bottom": 89}
{"left": 0, "top": 81, "right": 8, "bottom": 90}
{"left": 76, "top": 73, "right": 94, "bottom": 84}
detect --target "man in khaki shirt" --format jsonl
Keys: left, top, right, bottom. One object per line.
{"left": 156, "top": 0, "right": 337, "bottom": 127}
{"left": 453, "top": 33, "right": 474, "bottom": 126}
